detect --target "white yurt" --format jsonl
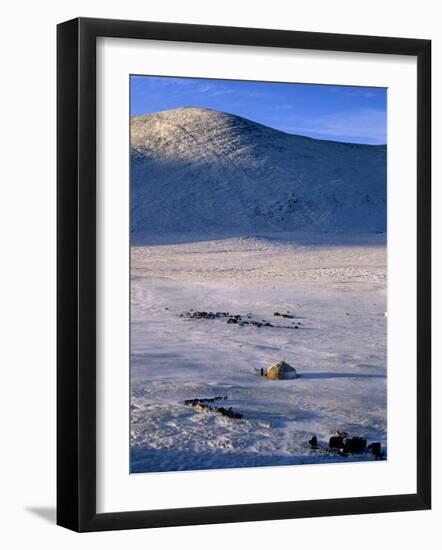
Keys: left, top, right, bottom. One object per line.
{"left": 266, "top": 360, "right": 297, "bottom": 380}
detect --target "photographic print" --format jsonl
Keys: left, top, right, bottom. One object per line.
{"left": 130, "top": 75, "right": 387, "bottom": 474}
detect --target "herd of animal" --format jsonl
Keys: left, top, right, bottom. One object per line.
{"left": 183, "top": 395, "right": 385, "bottom": 460}
{"left": 309, "top": 431, "right": 385, "bottom": 460}
{"left": 184, "top": 395, "right": 244, "bottom": 419}
{"left": 180, "top": 309, "right": 302, "bottom": 329}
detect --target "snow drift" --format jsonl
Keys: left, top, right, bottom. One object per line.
{"left": 131, "top": 107, "right": 386, "bottom": 238}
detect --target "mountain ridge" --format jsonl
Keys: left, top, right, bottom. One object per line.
{"left": 132, "top": 106, "right": 386, "bottom": 147}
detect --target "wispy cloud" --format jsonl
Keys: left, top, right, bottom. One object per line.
{"left": 272, "top": 104, "right": 294, "bottom": 111}
{"left": 326, "top": 86, "right": 381, "bottom": 100}
{"left": 132, "top": 77, "right": 268, "bottom": 105}
{"left": 201, "top": 87, "right": 267, "bottom": 99}
{"left": 282, "top": 108, "right": 387, "bottom": 144}
{"left": 197, "top": 84, "right": 216, "bottom": 93}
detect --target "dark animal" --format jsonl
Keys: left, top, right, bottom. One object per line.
{"left": 368, "top": 442, "right": 384, "bottom": 460}
{"left": 309, "top": 435, "right": 318, "bottom": 449}
{"left": 329, "top": 436, "right": 344, "bottom": 450}
{"left": 367, "top": 442, "right": 381, "bottom": 454}
{"left": 184, "top": 396, "right": 226, "bottom": 406}
{"left": 216, "top": 406, "right": 243, "bottom": 419}
{"left": 343, "top": 437, "right": 367, "bottom": 454}
{"left": 189, "top": 311, "right": 211, "bottom": 318}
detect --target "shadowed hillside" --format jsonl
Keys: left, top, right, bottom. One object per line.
{"left": 131, "top": 107, "right": 386, "bottom": 238}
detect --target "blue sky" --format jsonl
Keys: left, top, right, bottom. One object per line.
{"left": 130, "top": 75, "right": 387, "bottom": 145}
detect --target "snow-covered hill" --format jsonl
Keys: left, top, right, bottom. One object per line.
{"left": 131, "top": 107, "right": 386, "bottom": 239}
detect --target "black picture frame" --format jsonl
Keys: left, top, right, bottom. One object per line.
{"left": 57, "top": 17, "right": 431, "bottom": 532}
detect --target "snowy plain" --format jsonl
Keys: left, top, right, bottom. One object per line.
{"left": 130, "top": 233, "right": 387, "bottom": 473}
